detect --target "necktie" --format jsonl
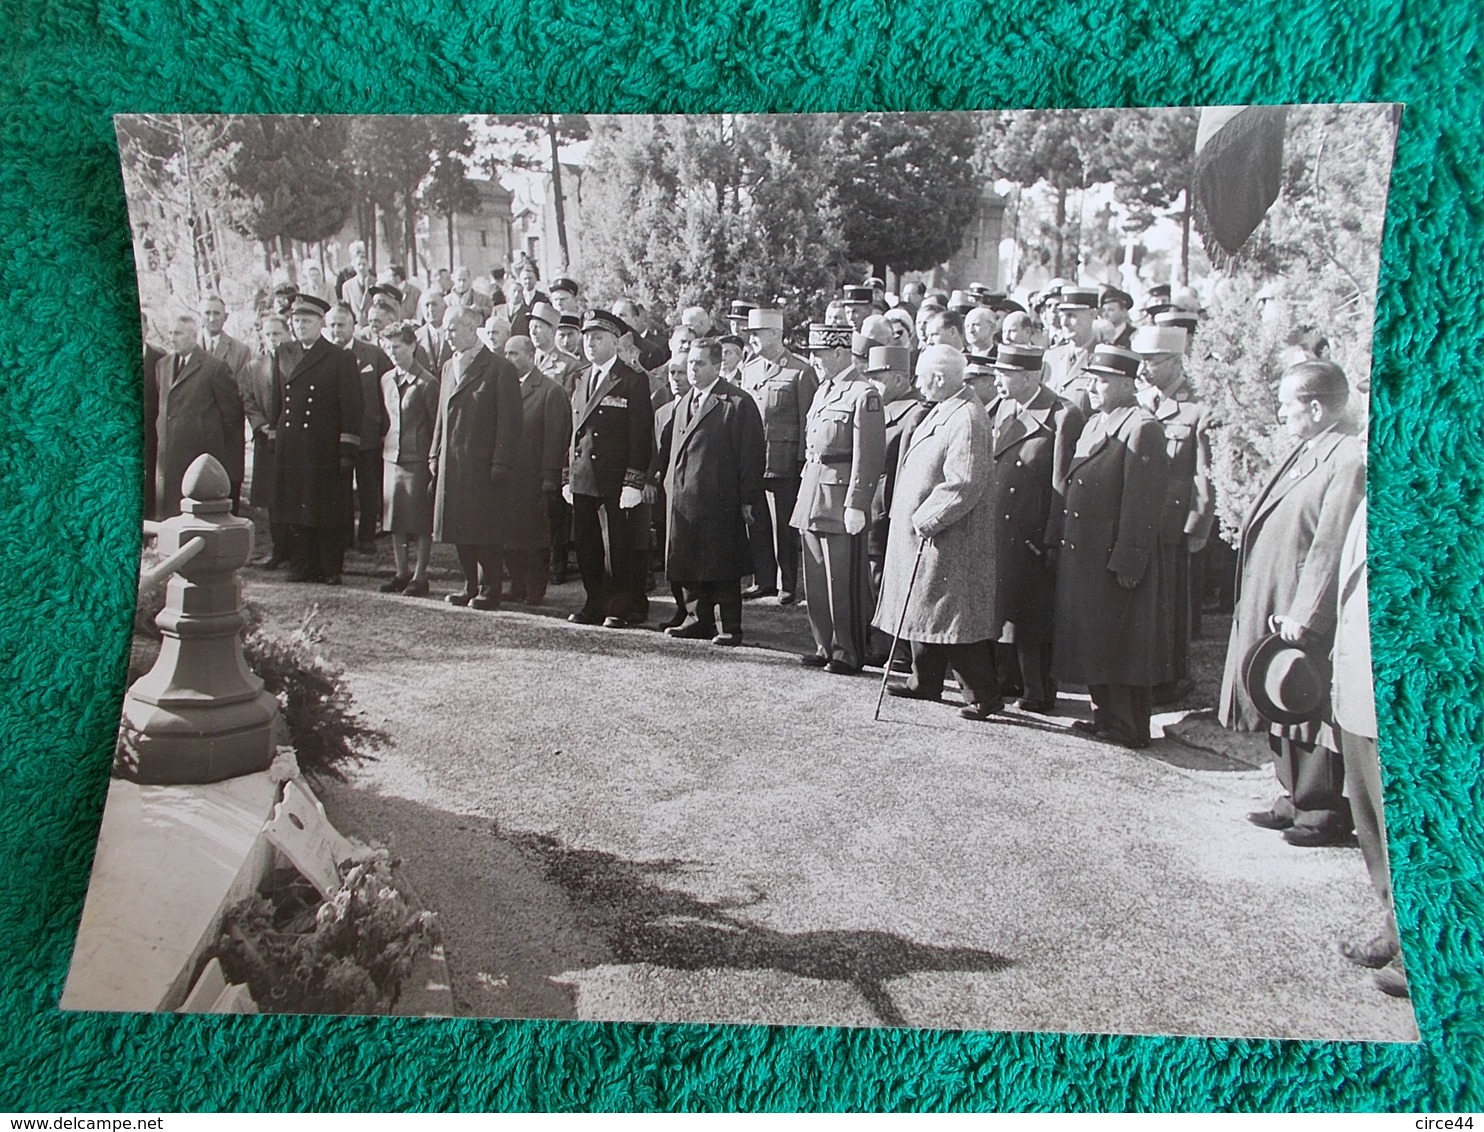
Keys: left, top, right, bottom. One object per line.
{"left": 173, "top": 355, "right": 184, "bottom": 381}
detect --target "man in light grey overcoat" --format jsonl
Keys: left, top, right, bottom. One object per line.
{"left": 873, "top": 345, "right": 1002, "bottom": 720}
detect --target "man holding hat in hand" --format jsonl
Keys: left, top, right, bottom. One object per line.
{"left": 791, "top": 323, "right": 886, "bottom": 674}
{"left": 272, "top": 292, "right": 363, "bottom": 585}
{"left": 565, "top": 308, "right": 655, "bottom": 628}
{"left": 1219, "top": 358, "right": 1364, "bottom": 847}
{"left": 740, "top": 308, "right": 818, "bottom": 603}
{"left": 1053, "top": 344, "right": 1170, "bottom": 748}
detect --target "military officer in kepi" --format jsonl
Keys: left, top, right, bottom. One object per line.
{"left": 739, "top": 308, "right": 818, "bottom": 603}
{"left": 1052, "top": 344, "right": 1170, "bottom": 748}
{"left": 1130, "top": 324, "right": 1215, "bottom": 705}
{"left": 791, "top": 323, "right": 886, "bottom": 675}
{"left": 982, "top": 343, "right": 1086, "bottom": 714}
{"left": 272, "top": 293, "right": 362, "bottom": 585}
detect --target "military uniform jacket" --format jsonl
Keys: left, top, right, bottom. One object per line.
{"left": 1146, "top": 385, "right": 1215, "bottom": 545}
{"left": 984, "top": 386, "right": 1086, "bottom": 643}
{"left": 1051, "top": 404, "right": 1170, "bottom": 686}
{"left": 429, "top": 346, "right": 524, "bottom": 545}
{"left": 271, "top": 337, "right": 361, "bottom": 529}
{"left": 154, "top": 350, "right": 245, "bottom": 518}
{"left": 536, "top": 346, "right": 585, "bottom": 401}
{"left": 567, "top": 358, "right": 654, "bottom": 499}
{"left": 738, "top": 349, "right": 818, "bottom": 478}
{"left": 869, "top": 394, "right": 930, "bottom": 561}
{"left": 1218, "top": 424, "right": 1365, "bottom": 740}
{"left": 658, "top": 378, "right": 766, "bottom": 582}
{"left": 789, "top": 370, "right": 887, "bottom": 535}
{"left": 1042, "top": 341, "right": 1094, "bottom": 417}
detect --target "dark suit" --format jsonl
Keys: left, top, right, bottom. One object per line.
{"left": 201, "top": 331, "right": 253, "bottom": 384}
{"left": 430, "top": 347, "right": 524, "bottom": 602}
{"left": 658, "top": 379, "right": 766, "bottom": 636}
{"left": 345, "top": 338, "right": 392, "bottom": 545}
{"left": 271, "top": 338, "right": 361, "bottom": 580}
{"left": 503, "top": 371, "right": 572, "bottom": 604}
{"left": 154, "top": 350, "right": 245, "bottom": 519}
{"left": 503, "top": 289, "right": 550, "bottom": 340}
{"left": 1219, "top": 423, "right": 1364, "bottom": 833}
{"left": 985, "top": 386, "right": 1086, "bottom": 705}
{"left": 417, "top": 324, "right": 453, "bottom": 379}
{"left": 142, "top": 345, "right": 164, "bottom": 518}
{"left": 1052, "top": 403, "right": 1169, "bottom": 743}
{"left": 567, "top": 357, "right": 655, "bottom": 621}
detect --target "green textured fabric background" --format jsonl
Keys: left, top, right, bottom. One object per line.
{"left": 2, "top": 0, "right": 1481, "bottom": 1112}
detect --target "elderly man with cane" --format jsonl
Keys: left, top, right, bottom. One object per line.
{"left": 873, "top": 345, "right": 1003, "bottom": 721}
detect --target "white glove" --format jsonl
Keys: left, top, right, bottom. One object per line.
{"left": 619, "top": 485, "right": 643, "bottom": 510}
{"left": 561, "top": 484, "right": 573, "bottom": 505}
{"left": 843, "top": 507, "right": 866, "bottom": 536}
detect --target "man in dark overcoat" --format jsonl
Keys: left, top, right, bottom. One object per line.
{"left": 272, "top": 294, "right": 361, "bottom": 584}
{"left": 739, "top": 308, "right": 818, "bottom": 603}
{"left": 429, "top": 307, "right": 523, "bottom": 610}
{"left": 657, "top": 340, "right": 766, "bottom": 645}
{"left": 1052, "top": 345, "right": 1170, "bottom": 748}
{"left": 326, "top": 301, "right": 391, "bottom": 553}
{"left": 563, "top": 309, "right": 655, "bottom": 629}
{"left": 983, "top": 343, "right": 1086, "bottom": 713}
{"left": 154, "top": 313, "right": 245, "bottom": 519}
{"left": 1219, "top": 358, "right": 1365, "bottom": 846}
{"left": 1131, "top": 325, "right": 1215, "bottom": 704}
{"left": 141, "top": 315, "right": 164, "bottom": 519}
{"left": 500, "top": 335, "right": 572, "bottom": 606}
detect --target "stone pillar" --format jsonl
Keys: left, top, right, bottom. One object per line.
{"left": 120, "top": 454, "right": 279, "bottom": 785}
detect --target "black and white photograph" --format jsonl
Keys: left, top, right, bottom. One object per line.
{"left": 61, "top": 107, "right": 1415, "bottom": 1041}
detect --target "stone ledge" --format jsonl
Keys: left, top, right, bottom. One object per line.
{"left": 61, "top": 772, "right": 280, "bottom": 1013}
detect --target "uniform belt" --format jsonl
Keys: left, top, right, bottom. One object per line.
{"left": 808, "top": 454, "right": 852, "bottom": 466}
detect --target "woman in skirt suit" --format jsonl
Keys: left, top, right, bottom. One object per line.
{"left": 377, "top": 321, "right": 440, "bottom": 595}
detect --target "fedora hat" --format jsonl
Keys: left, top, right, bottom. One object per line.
{"left": 1242, "top": 632, "right": 1329, "bottom": 727}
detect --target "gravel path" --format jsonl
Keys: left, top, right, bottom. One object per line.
{"left": 249, "top": 554, "right": 1417, "bottom": 1041}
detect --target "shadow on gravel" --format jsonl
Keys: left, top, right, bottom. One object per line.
{"left": 509, "top": 830, "right": 1013, "bottom": 1026}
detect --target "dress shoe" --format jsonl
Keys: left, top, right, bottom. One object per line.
{"left": 470, "top": 594, "right": 501, "bottom": 611}
{"left": 799, "top": 652, "right": 829, "bottom": 668}
{"left": 1017, "top": 698, "right": 1058, "bottom": 714}
{"left": 446, "top": 592, "right": 474, "bottom": 607}
{"left": 1246, "top": 809, "right": 1293, "bottom": 831}
{"left": 1282, "top": 825, "right": 1357, "bottom": 848}
{"left": 825, "top": 660, "right": 861, "bottom": 676}
{"left": 602, "top": 615, "right": 629, "bottom": 629}
{"left": 1373, "top": 958, "right": 1410, "bottom": 999}
{"left": 778, "top": 592, "right": 796, "bottom": 605}
{"left": 1070, "top": 719, "right": 1108, "bottom": 738}
{"left": 659, "top": 609, "right": 687, "bottom": 630}
{"left": 888, "top": 685, "right": 942, "bottom": 703}
{"left": 504, "top": 588, "right": 529, "bottom": 604}
{"left": 568, "top": 609, "right": 602, "bottom": 624}
{"left": 403, "top": 579, "right": 430, "bottom": 597}
{"left": 742, "top": 586, "right": 778, "bottom": 600}
{"left": 379, "top": 574, "right": 410, "bottom": 594}
{"left": 711, "top": 632, "right": 742, "bottom": 647}
{"left": 322, "top": 574, "right": 342, "bottom": 586}
{"left": 1339, "top": 934, "right": 1398, "bottom": 970}
{"left": 284, "top": 569, "right": 315, "bottom": 583}
{"left": 960, "top": 700, "right": 1006, "bottom": 721}
{"left": 665, "top": 622, "right": 714, "bottom": 640}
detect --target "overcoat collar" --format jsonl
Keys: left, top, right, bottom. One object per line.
{"left": 905, "top": 386, "right": 975, "bottom": 457}
{"left": 285, "top": 337, "right": 326, "bottom": 382}
{"left": 1244, "top": 425, "right": 1354, "bottom": 532}
{"left": 675, "top": 379, "right": 739, "bottom": 451}
{"left": 448, "top": 346, "right": 489, "bottom": 399}
{"left": 1069, "top": 403, "right": 1136, "bottom": 467}
{"left": 166, "top": 351, "right": 202, "bottom": 390}
{"left": 993, "top": 384, "right": 1058, "bottom": 455}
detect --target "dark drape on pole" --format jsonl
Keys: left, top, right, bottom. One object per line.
{"left": 1192, "top": 105, "right": 1288, "bottom": 258}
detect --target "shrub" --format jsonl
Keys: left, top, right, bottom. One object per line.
{"left": 242, "top": 607, "right": 388, "bottom": 781}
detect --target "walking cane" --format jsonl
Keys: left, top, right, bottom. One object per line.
{"left": 874, "top": 536, "right": 928, "bottom": 722}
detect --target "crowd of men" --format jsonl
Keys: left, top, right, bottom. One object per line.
{"left": 140, "top": 245, "right": 1403, "bottom": 1000}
